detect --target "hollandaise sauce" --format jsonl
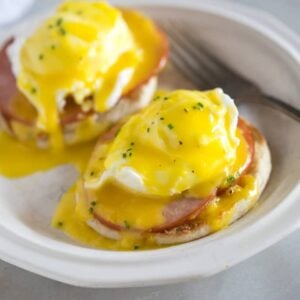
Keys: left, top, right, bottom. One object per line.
{"left": 51, "top": 185, "right": 160, "bottom": 251}
{"left": 0, "top": 131, "right": 94, "bottom": 177}
{"left": 51, "top": 173, "right": 257, "bottom": 251}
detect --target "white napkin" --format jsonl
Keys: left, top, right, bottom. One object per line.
{"left": 0, "top": 0, "right": 34, "bottom": 26}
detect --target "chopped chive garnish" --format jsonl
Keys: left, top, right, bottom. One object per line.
{"left": 192, "top": 170, "right": 195, "bottom": 173}
{"left": 90, "top": 171, "right": 95, "bottom": 176}
{"left": 160, "top": 117, "right": 164, "bottom": 120}
{"left": 51, "top": 44, "right": 56, "bottom": 50}
{"left": 31, "top": 87, "right": 37, "bottom": 94}
{"left": 164, "top": 96, "right": 169, "bottom": 100}
{"left": 147, "top": 127, "right": 150, "bottom": 133}
{"left": 127, "top": 148, "right": 132, "bottom": 152}
{"left": 59, "top": 27, "right": 66, "bottom": 35}
{"left": 89, "top": 207, "right": 94, "bottom": 214}
{"left": 38, "top": 54, "right": 44, "bottom": 60}
{"left": 57, "top": 221, "right": 63, "bottom": 227}
{"left": 227, "top": 175, "right": 235, "bottom": 184}
{"left": 56, "top": 18, "right": 63, "bottom": 26}
{"left": 91, "top": 201, "right": 96, "bottom": 206}
{"left": 129, "top": 153, "right": 132, "bottom": 157}
{"left": 183, "top": 108, "right": 189, "bottom": 113}
{"left": 192, "top": 102, "right": 204, "bottom": 110}
{"left": 130, "top": 142, "right": 135, "bottom": 146}
{"left": 124, "top": 220, "right": 130, "bottom": 229}
{"left": 179, "top": 140, "right": 183, "bottom": 145}
{"left": 122, "top": 153, "right": 127, "bottom": 159}
{"left": 133, "top": 245, "right": 139, "bottom": 250}
{"left": 167, "top": 123, "right": 174, "bottom": 130}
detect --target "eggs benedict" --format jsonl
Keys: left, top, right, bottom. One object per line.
{"left": 52, "top": 89, "right": 271, "bottom": 250}
{"left": 0, "top": 1, "right": 168, "bottom": 148}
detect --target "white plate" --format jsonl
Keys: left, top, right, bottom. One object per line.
{"left": 0, "top": 0, "right": 299, "bottom": 288}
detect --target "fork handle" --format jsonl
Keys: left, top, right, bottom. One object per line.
{"left": 263, "top": 95, "right": 300, "bottom": 121}
{"left": 239, "top": 94, "right": 300, "bottom": 121}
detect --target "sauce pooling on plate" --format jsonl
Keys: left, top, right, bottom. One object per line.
{"left": 0, "top": 131, "right": 94, "bottom": 177}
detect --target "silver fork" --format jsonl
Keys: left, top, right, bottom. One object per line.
{"left": 160, "top": 22, "right": 300, "bottom": 120}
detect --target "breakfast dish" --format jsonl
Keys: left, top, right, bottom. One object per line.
{"left": 0, "top": 0, "right": 271, "bottom": 252}
{"left": 2, "top": 0, "right": 298, "bottom": 286}
{"left": 53, "top": 89, "right": 271, "bottom": 250}
{"left": 0, "top": 0, "right": 168, "bottom": 149}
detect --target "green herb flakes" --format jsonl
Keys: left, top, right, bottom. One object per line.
{"left": 226, "top": 175, "right": 235, "bottom": 185}
{"left": 56, "top": 18, "right": 63, "bottom": 26}
{"left": 30, "top": 87, "right": 37, "bottom": 94}
{"left": 57, "top": 221, "right": 64, "bottom": 227}
{"left": 59, "top": 27, "right": 66, "bottom": 35}
{"left": 124, "top": 220, "right": 130, "bottom": 229}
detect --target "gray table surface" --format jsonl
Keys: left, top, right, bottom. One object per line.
{"left": 1, "top": 1, "right": 300, "bottom": 299}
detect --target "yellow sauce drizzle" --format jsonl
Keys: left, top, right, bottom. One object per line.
{"left": 51, "top": 174, "right": 257, "bottom": 250}
{"left": 198, "top": 175, "right": 257, "bottom": 231}
{"left": 0, "top": 131, "right": 94, "bottom": 177}
{"left": 52, "top": 185, "right": 159, "bottom": 251}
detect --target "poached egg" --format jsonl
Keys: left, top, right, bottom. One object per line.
{"left": 6, "top": 0, "right": 167, "bottom": 148}
{"left": 84, "top": 89, "right": 249, "bottom": 198}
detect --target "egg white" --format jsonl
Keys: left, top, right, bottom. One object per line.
{"left": 89, "top": 166, "right": 145, "bottom": 193}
